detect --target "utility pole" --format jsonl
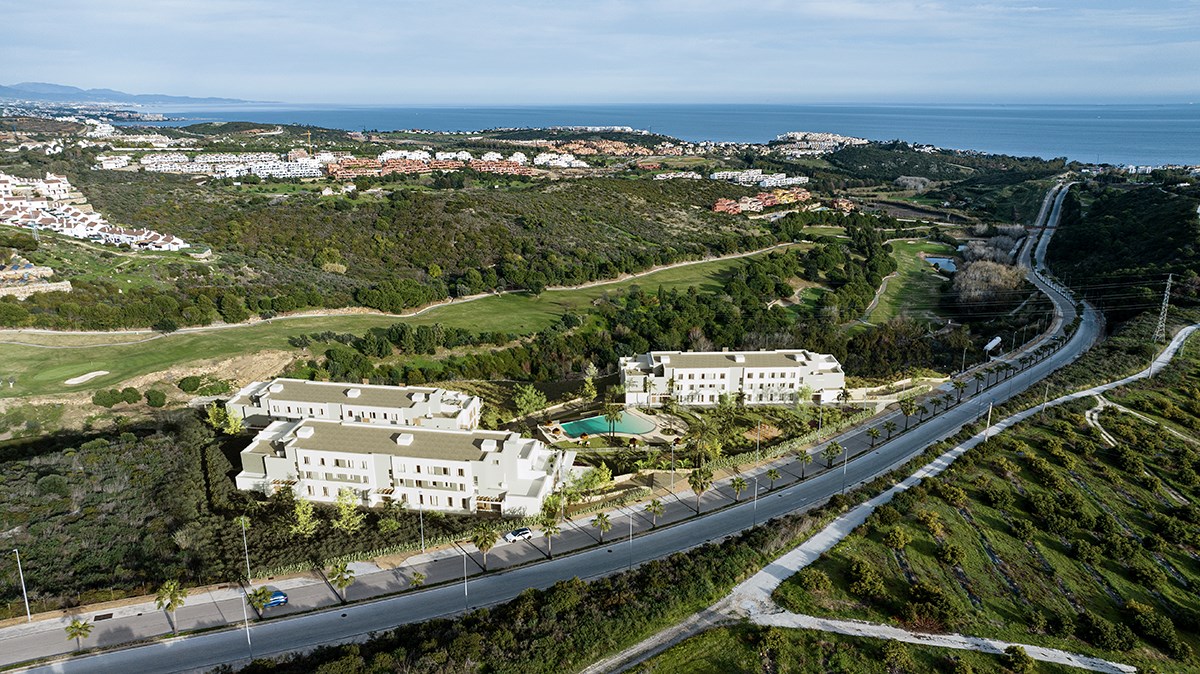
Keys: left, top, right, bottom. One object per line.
{"left": 985, "top": 401, "right": 993, "bottom": 439}
{"left": 12, "top": 548, "right": 30, "bottom": 622}
{"left": 1152, "top": 274, "right": 1173, "bottom": 344}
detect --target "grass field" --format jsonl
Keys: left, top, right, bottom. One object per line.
{"left": 863, "top": 239, "right": 956, "bottom": 324}
{"left": 0, "top": 249, "right": 771, "bottom": 399}
{"left": 771, "top": 339, "right": 1200, "bottom": 672}
{"left": 640, "top": 624, "right": 1085, "bottom": 673}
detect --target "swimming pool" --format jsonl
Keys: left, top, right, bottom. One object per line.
{"left": 560, "top": 412, "right": 656, "bottom": 438}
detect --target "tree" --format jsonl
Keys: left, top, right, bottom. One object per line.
{"left": 645, "top": 499, "right": 665, "bottom": 528}
{"left": 867, "top": 427, "right": 881, "bottom": 447}
{"left": 591, "top": 512, "right": 613, "bottom": 543}
{"left": 513, "top": 384, "right": 547, "bottom": 420}
{"left": 687, "top": 466, "right": 714, "bottom": 513}
{"left": 973, "top": 371, "right": 986, "bottom": 395}
{"left": 931, "top": 397, "right": 944, "bottom": 415}
{"left": 224, "top": 410, "right": 244, "bottom": 434}
{"left": 603, "top": 403, "right": 624, "bottom": 443}
{"left": 290, "top": 498, "right": 319, "bottom": 537}
{"left": 796, "top": 449, "right": 814, "bottom": 478}
{"left": 205, "top": 402, "right": 227, "bottom": 429}
{"left": 580, "top": 378, "right": 597, "bottom": 404}
{"left": 766, "top": 468, "right": 781, "bottom": 490}
{"left": 884, "top": 527, "right": 912, "bottom": 550}
{"left": 822, "top": 442, "right": 843, "bottom": 468}
{"left": 156, "top": 580, "right": 186, "bottom": 634}
{"left": 471, "top": 526, "right": 499, "bottom": 570}
{"left": 731, "top": 475, "right": 748, "bottom": 502}
{"left": 938, "top": 542, "right": 966, "bottom": 566}
{"left": 409, "top": 571, "right": 426, "bottom": 588}
{"left": 247, "top": 586, "right": 272, "bottom": 617}
{"left": 333, "top": 488, "right": 365, "bottom": 533}
{"left": 687, "top": 415, "right": 724, "bottom": 466}
{"left": 541, "top": 517, "right": 562, "bottom": 558}
{"left": 65, "top": 618, "right": 92, "bottom": 651}
{"left": 899, "top": 399, "right": 918, "bottom": 430}
{"left": 328, "top": 561, "right": 355, "bottom": 602}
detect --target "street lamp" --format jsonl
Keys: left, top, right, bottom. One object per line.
{"left": 235, "top": 516, "right": 253, "bottom": 658}
{"left": 840, "top": 444, "right": 849, "bottom": 496}
{"left": 461, "top": 547, "right": 469, "bottom": 611}
{"left": 752, "top": 475, "right": 759, "bottom": 527}
{"left": 418, "top": 491, "right": 425, "bottom": 554}
{"left": 12, "top": 548, "right": 30, "bottom": 622}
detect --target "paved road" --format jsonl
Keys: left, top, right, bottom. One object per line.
{"left": 9, "top": 185, "right": 1102, "bottom": 673}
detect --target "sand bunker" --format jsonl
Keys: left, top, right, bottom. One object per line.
{"left": 64, "top": 370, "right": 109, "bottom": 385}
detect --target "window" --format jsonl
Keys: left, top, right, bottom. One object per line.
{"left": 415, "top": 465, "right": 421, "bottom": 473}
{"left": 322, "top": 487, "right": 329, "bottom": 496}
{"left": 303, "top": 456, "right": 310, "bottom": 465}
{"left": 319, "top": 458, "right": 326, "bottom": 466}
{"left": 457, "top": 468, "right": 465, "bottom": 477}
{"left": 307, "top": 486, "right": 314, "bottom": 496}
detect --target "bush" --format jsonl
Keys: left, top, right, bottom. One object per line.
{"left": 178, "top": 376, "right": 202, "bottom": 393}
{"left": 883, "top": 527, "right": 913, "bottom": 550}
{"left": 91, "top": 389, "right": 122, "bottom": 408}
{"left": 120, "top": 387, "right": 140, "bottom": 404}
{"left": 937, "top": 542, "right": 966, "bottom": 566}
{"left": 1003, "top": 645, "right": 1037, "bottom": 673}
{"left": 144, "top": 390, "right": 167, "bottom": 408}
{"left": 797, "top": 567, "right": 832, "bottom": 594}
{"left": 1077, "top": 610, "right": 1137, "bottom": 651}
{"left": 1011, "top": 519, "right": 1036, "bottom": 542}
{"left": 875, "top": 504, "right": 902, "bottom": 526}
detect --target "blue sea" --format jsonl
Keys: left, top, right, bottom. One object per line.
{"left": 132, "top": 103, "right": 1200, "bottom": 166}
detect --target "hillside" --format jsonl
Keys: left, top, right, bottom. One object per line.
{"left": 772, "top": 336, "right": 1200, "bottom": 672}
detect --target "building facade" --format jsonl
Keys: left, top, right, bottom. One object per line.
{"left": 226, "top": 378, "right": 482, "bottom": 431}
{"left": 234, "top": 418, "right": 573, "bottom": 515}
{"left": 619, "top": 349, "right": 846, "bottom": 407}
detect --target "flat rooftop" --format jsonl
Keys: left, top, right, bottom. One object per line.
{"left": 250, "top": 419, "right": 525, "bottom": 462}
{"left": 648, "top": 350, "right": 841, "bottom": 371}
{"left": 249, "top": 378, "right": 470, "bottom": 412}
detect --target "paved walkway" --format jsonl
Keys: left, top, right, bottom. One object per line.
{"left": 599, "top": 324, "right": 1197, "bottom": 674}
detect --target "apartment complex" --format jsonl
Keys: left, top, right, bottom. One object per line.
{"left": 226, "top": 378, "right": 482, "bottom": 430}
{"left": 235, "top": 418, "right": 571, "bottom": 514}
{"left": 619, "top": 349, "right": 846, "bottom": 407}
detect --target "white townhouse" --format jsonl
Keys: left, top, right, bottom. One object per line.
{"left": 619, "top": 349, "right": 846, "bottom": 407}
{"left": 234, "top": 419, "right": 575, "bottom": 515}
{"left": 226, "top": 378, "right": 483, "bottom": 431}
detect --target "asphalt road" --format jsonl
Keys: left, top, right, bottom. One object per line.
{"left": 12, "top": 184, "right": 1102, "bottom": 674}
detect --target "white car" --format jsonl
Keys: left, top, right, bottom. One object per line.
{"left": 503, "top": 527, "right": 534, "bottom": 543}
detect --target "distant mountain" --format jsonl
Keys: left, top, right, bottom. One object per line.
{"left": 0, "top": 82, "right": 258, "bottom": 105}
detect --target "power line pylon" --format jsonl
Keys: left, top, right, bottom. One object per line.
{"left": 1153, "top": 273, "right": 1173, "bottom": 343}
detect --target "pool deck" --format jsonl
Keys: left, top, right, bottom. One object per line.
{"left": 542, "top": 409, "right": 683, "bottom": 446}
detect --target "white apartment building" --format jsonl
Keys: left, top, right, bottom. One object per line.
{"left": 234, "top": 418, "right": 574, "bottom": 514}
{"left": 226, "top": 378, "right": 483, "bottom": 431}
{"left": 619, "top": 349, "right": 846, "bottom": 407}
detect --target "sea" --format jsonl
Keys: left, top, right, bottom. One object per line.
{"left": 131, "top": 103, "right": 1200, "bottom": 167}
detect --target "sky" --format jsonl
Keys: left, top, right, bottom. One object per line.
{"left": 5, "top": 0, "right": 1200, "bottom": 105}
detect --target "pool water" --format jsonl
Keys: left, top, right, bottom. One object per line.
{"left": 926, "top": 256, "right": 958, "bottom": 272}
{"left": 560, "top": 412, "right": 656, "bottom": 438}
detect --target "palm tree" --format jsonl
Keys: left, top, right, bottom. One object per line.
{"left": 838, "top": 388, "right": 851, "bottom": 405}
{"left": 687, "top": 466, "right": 714, "bottom": 514}
{"left": 952, "top": 380, "right": 967, "bottom": 403}
{"left": 156, "top": 580, "right": 186, "bottom": 635}
{"left": 687, "top": 415, "right": 724, "bottom": 466}
{"left": 973, "top": 371, "right": 986, "bottom": 395}
{"left": 883, "top": 419, "right": 898, "bottom": 439}
{"left": 766, "top": 468, "right": 781, "bottom": 490}
{"left": 591, "top": 512, "right": 613, "bottom": 543}
{"left": 731, "top": 475, "right": 748, "bottom": 502}
{"left": 644, "top": 499, "right": 665, "bottom": 528}
{"left": 931, "top": 397, "right": 944, "bottom": 415}
{"left": 327, "top": 561, "right": 355, "bottom": 602}
{"left": 471, "top": 526, "right": 499, "bottom": 570}
{"left": 603, "top": 403, "right": 624, "bottom": 443}
{"left": 796, "top": 450, "right": 814, "bottom": 478}
{"left": 645, "top": 377, "right": 659, "bottom": 406}
{"left": 941, "top": 393, "right": 955, "bottom": 411}
{"left": 867, "top": 427, "right": 881, "bottom": 448}
{"left": 541, "top": 517, "right": 561, "bottom": 558}
{"left": 247, "top": 586, "right": 272, "bottom": 618}
{"left": 899, "top": 399, "right": 918, "bottom": 430}
{"left": 410, "top": 571, "right": 426, "bottom": 588}
{"left": 65, "top": 618, "right": 92, "bottom": 651}
{"left": 822, "top": 442, "right": 843, "bottom": 468}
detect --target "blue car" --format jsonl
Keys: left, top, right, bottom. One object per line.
{"left": 264, "top": 590, "right": 288, "bottom": 608}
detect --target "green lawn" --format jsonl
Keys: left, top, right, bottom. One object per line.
{"left": 0, "top": 249, "right": 779, "bottom": 399}
{"left": 642, "top": 624, "right": 1085, "bottom": 674}
{"left": 863, "top": 239, "right": 956, "bottom": 324}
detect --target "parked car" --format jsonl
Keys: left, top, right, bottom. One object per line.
{"left": 264, "top": 590, "right": 288, "bottom": 608}
{"left": 503, "top": 527, "right": 534, "bottom": 543}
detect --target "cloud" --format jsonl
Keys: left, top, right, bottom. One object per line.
{"left": 2, "top": 0, "right": 1197, "bottom": 103}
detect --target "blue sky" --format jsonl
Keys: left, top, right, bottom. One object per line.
{"left": 6, "top": 0, "right": 1199, "bottom": 104}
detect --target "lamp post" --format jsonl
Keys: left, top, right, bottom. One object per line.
{"left": 841, "top": 444, "right": 850, "bottom": 495}
{"left": 418, "top": 492, "right": 425, "bottom": 555}
{"left": 237, "top": 516, "right": 252, "bottom": 585}
{"left": 752, "top": 476, "right": 759, "bottom": 527}
{"left": 12, "top": 548, "right": 30, "bottom": 622}
{"left": 462, "top": 547, "right": 469, "bottom": 611}
{"left": 240, "top": 589, "right": 253, "bottom": 658}
{"left": 625, "top": 506, "right": 634, "bottom": 571}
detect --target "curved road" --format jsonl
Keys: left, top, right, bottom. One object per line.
{"left": 13, "top": 185, "right": 1103, "bottom": 674}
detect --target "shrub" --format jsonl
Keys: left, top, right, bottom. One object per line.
{"left": 1077, "top": 610, "right": 1137, "bottom": 651}
{"left": 848, "top": 559, "right": 887, "bottom": 601}
{"left": 874, "top": 504, "right": 902, "bottom": 526}
{"left": 796, "top": 568, "right": 832, "bottom": 594}
{"left": 883, "top": 527, "right": 912, "bottom": 550}
{"left": 937, "top": 542, "right": 966, "bottom": 566}
{"left": 178, "top": 376, "right": 202, "bottom": 393}
{"left": 1011, "top": 519, "right": 1036, "bottom": 542}
{"left": 91, "top": 389, "right": 121, "bottom": 408}
{"left": 120, "top": 387, "right": 141, "bottom": 404}
{"left": 144, "top": 390, "right": 167, "bottom": 408}
{"left": 1072, "top": 539, "right": 1100, "bottom": 565}
{"left": 1003, "top": 645, "right": 1037, "bottom": 673}
{"left": 36, "top": 474, "right": 70, "bottom": 498}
